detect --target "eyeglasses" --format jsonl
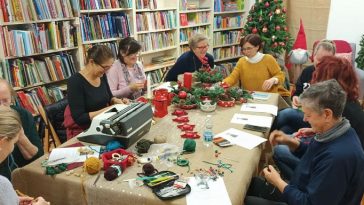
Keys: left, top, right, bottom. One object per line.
{"left": 196, "top": 45, "right": 209, "bottom": 50}
{"left": 242, "top": 46, "right": 256, "bottom": 51}
{"left": 95, "top": 62, "right": 112, "bottom": 71}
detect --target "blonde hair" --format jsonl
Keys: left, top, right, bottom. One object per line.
{"left": 314, "top": 39, "right": 336, "bottom": 55}
{"left": 0, "top": 106, "right": 21, "bottom": 140}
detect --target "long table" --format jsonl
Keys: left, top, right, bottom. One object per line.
{"left": 12, "top": 94, "right": 286, "bottom": 205}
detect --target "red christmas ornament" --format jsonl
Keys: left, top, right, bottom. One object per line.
{"left": 274, "top": 0, "right": 278, "bottom": 3}
{"left": 272, "top": 42, "right": 278, "bottom": 48}
{"left": 172, "top": 109, "right": 188, "bottom": 117}
{"left": 172, "top": 116, "right": 189, "bottom": 123}
{"left": 275, "top": 9, "right": 281, "bottom": 14}
{"left": 178, "top": 91, "right": 187, "bottom": 99}
{"left": 284, "top": 26, "right": 288, "bottom": 31}
{"left": 265, "top": 2, "right": 270, "bottom": 7}
{"left": 181, "top": 131, "right": 200, "bottom": 139}
{"left": 279, "top": 42, "right": 286, "bottom": 46}
{"left": 275, "top": 25, "right": 281, "bottom": 31}
{"left": 252, "top": 27, "right": 258, "bottom": 34}
{"left": 177, "top": 123, "right": 196, "bottom": 131}
{"left": 282, "top": 7, "right": 287, "bottom": 13}
{"left": 262, "top": 26, "right": 268, "bottom": 33}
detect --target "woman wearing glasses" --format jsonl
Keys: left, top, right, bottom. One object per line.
{"left": 107, "top": 37, "right": 146, "bottom": 100}
{"left": 165, "top": 33, "right": 214, "bottom": 82}
{"left": 65, "top": 45, "right": 125, "bottom": 139}
{"left": 223, "top": 34, "right": 290, "bottom": 103}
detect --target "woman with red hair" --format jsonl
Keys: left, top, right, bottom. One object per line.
{"left": 272, "top": 55, "right": 364, "bottom": 180}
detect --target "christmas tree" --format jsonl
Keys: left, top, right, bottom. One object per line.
{"left": 356, "top": 34, "right": 364, "bottom": 70}
{"left": 244, "top": 0, "right": 293, "bottom": 54}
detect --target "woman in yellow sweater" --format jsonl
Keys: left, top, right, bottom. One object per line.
{"left": 224, "top": 34, "right": 291, "bottom": 104}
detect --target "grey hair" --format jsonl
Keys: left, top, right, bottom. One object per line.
{"left": 300, "top": 79, "right": 346, "bottom": 118}
{"left": 188, "top": 34, "right": 208, "bottom": 49}
{"left": 314, "top": 39, "right": 336, "bottom": 55}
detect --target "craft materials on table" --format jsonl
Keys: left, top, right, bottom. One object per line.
{"left": 104, "top": 164, "right": 122, "bottom": 181}
{"left": 215, "top": 128, "right": 267, "bottom": 150}
{"left": 135, "top": 139, "right": 154, "bottom": 154}
{"left": 231, "top": 113, "right": 273, "bottom": 128}
{"left": 186, "top": 177, "right": 231, "bottom": 205}
{"left": 241, "top": 103, "right": 278, "bottom": 116}
{"left": 84, "top": 157, "right": 101, "bottom": 175}
{"left": 251, "top": 92, "right": 271, "bottom": 100}
{"left": 202, "top": 160, "right": 234, "bottom": 173}
{"left": 183, "top": 139, "right": 196, "bottom": 153}
{"left": 47, "top": 146, "right": 101, "bottom": 166}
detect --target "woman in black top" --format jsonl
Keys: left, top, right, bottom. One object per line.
{"left": 165, "top": 33, "right": 214, "bottom": 82}
{"left": 66, "top": 45, "right": 125, "bottom": 137}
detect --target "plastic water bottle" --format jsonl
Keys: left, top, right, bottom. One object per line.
{"left": 203, "top": 115, "right": 213, "bottom": 147}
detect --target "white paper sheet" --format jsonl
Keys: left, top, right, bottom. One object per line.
{"left": 153, "top": 82, "right": 177, "bottom": 92}
{"left": 231, "top": 113, "right": 273, "bottom": 128}
{"left": 214, "top": 128, "right": 267, "bottom": 150}
{"left": 47, "top": 146, "right": 101, "bottom": 166}
{"left": 252, "top": 92, "right": 271, "bottom": 100}
{"left": 241, "top": 103, "right": 278, "bottom": 116}
{"left": 186, "top": 177, "right": 231, "bottom": 205}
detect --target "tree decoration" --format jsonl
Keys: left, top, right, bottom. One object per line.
{"left": 244, "top": 0, "right": 293, "bottom": 55}
{"left": 356, "top": 34, "right": 364, "bottom": 70}
{"left": 195, "top": 67, "right": 223, "bottom": 84}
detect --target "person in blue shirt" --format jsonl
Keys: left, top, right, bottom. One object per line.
{"left": 165, "top": 33, "right": 214, "bottom": 82}
{"left": 245, "top": 79, "right": 364, "bottom": 205}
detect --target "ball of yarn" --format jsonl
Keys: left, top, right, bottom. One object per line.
{"left": 84, "top": 157, "right": 101, "bottom": 175}
{"left": 154, "top": 135, "right": 167, "bottom": 144}
{"left": 106, "top": 140, "right": 122, "bottom": 152}
{"left": 104, "top": 165, "right": 122, "bottom": 181}
{"left": 183, "top": 139, "right": 196, "bottom": 153}
{"left": 135, "top": 139, "right": 153, "bottom": 154}
{"left": 142, "top": 163, "right": 158, "bottom": 176}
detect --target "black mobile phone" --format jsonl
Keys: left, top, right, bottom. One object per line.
{"left": 243, "top": 124, "right": 269, "bottom": 133}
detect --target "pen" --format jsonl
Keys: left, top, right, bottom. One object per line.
{"left": 237, "top": 117, "right": 248, "bottom": 120}
{"left": 47, "top": 157, "right": 66, "bottom": 164}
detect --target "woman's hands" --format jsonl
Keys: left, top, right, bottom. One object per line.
{"left": 262, "top": 77, "right": 278, "bottom": 91}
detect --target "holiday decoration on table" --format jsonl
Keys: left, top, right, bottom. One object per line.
{"left": 195, "top": 66, "right": 223, "bottom": 85}
{"left": 227, "top": 87, "right": 253, "bottom": 104}
{"left": 181, "top": 131, "right": 200, "bottom": 139}
{"left": 244, "top": 0, "right": 293, "bottom": 54}
{"left": 356, "top": 34, "right": 364, "bottom": 70}
{"left": 171, "top": 109, "right": 188, "bottom": 117}
{"left": 177, "top": 123, "right": 196, "bottom": 131}
{"left": 172, "top": 116, "right": 189, "bottom": 123}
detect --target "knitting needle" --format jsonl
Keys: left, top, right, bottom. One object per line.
{"left": 93, "top": 172, "right": 101, "bottom": 186}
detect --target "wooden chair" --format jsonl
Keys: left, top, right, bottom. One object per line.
{"left": 38, "top": 105, "right": 62, "bottom": 153}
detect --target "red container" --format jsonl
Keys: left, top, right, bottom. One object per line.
{"left": 153, "top": 88, "right": 172, "bottom": 105}
{"left": 183, "top": 72, "right": 192, "bottom": 89}
{"left": 153, "top": 95, "right": 168, "bottom": 118}
{"left": 102, "top": 148, "right": 133, "bottom": 171}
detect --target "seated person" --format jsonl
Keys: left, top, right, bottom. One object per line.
{"left": 107, "top": 37, "right": 146, "bottom": 100}
{"left": 223, "top": 34, "right": 291, "bottom": 104}
{"left": 165, "top": 33, "right": 214, "bottom": 82}
{"left": 273, "top": 56, "right": 364, "bottom": 180}
{"left": 273, "top": 39, "right": 336, "bottom": 134}
{"left": 245, "top": 79, "right": 364, "bottom": 205}
{"left": 0, "top": 79, "right": 43, "bottom": 180}
{"left": 65, "top": 45, "right": 125, "bottom": 139}
{"left": 0, "top": 106, "right": 49, "bottom": 205}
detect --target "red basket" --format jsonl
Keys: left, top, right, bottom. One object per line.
{"left": 101, "top": 148, "right": 133, "bottom": 171}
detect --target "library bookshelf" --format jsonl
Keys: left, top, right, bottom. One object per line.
{"left": 0, "top": 0, "right": 247, "bottom": 115}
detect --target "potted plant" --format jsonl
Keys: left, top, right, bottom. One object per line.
{"left": 217, "top": 92, "right": 235, "bottom": 107}
{"left": 195, "top": 67, "right": 223, "bottom": 88}
{"left": 194, "top": 86, "right": 225, "bottom": 112}
{"left": 227, "top": 87, "right": 253, "bottom": 104}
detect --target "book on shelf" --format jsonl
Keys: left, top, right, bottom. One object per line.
{"left": 151, "top": 55, "right": 175, "bottom": 64}
{"left": 180, "top": 26, "right": 210, "bottom": 42}
{"left": 80, "top": 12, "right": 131, "bottom": 42}
{"left": 214, "top": 15, "right": 243, "bottom": 29}
{"left": 213, "top": 45, "right": 242, "bottom": 60}
{"left": 180, "top": 12, "right": 210, "bottom": 27}
{"left": 0, "top": 0, "right": 77, "bottom": 23}
{"left": 135, "top": 0, "right": 157, "bottom": 10}
{"left": 139, "top": 31, "right": 175, "bottom": 52}
{"left": 213, "top": 30, "right": 242, "bottom": 46}
{"left": 80, "top": 0, "right": 132, "bottom": 10}
{"left": 215, "top": 62, "right": 237, "bottom": 77}
{"left": 82, "top": 41, "right": 118, "bottom": 63}
{"left": 136, "top": 11, "right": 176, "bottom": 32}
{"left": 214, "top": 0, "right": 244, "bottom": 12}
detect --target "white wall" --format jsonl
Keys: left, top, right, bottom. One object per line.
{"left": 326, "top": 0, "right": 364, "bottom": 66}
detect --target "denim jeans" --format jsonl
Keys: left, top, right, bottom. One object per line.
{"left": 272, "top": 108, "right": 310, "bottom": 134}
{"left": 273, "top": 144, "right": 300, "bottom": 180}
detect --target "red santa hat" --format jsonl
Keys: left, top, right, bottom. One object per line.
{"left": 292, "top": 18, "right": 307, "bottom": 50}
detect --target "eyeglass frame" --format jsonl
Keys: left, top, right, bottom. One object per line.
{"left": 195, "top": 44, "right": 210, "bottom": 50}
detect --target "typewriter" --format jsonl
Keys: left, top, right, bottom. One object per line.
{"left": 77, "top": 102, "right": 153, "bottom": 147}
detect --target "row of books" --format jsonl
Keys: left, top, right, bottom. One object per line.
{"left": 180, "top": 45, "right": 190, "bottom": 53}
{"left": 215, "top": 62, "right": 237, "bottom": 78}
{"left": 135, "top": 0, "right": 157, "bottom": 10}
{"left": 214, "top": 15, "right": 243, "bottom": 30}
{"left": 80, "top": 0, "right": 132, "bottom": 10}
{"left": 82, "top": 42, "right": 118, "bottom": 63}
{"left": 0, "top": 0, "right": 78, "bottom": 23}
{"left": 180, "top": 12, "right": 210, "bottom": 27}
{"left": 15, "top": 86, "right": 65, "bottom": 115}
{"left": 148, "top": 69, "right": 165, "bottom": 85}
{"left": 180, "top": 26, "right": 210, "bottom": 43}
{"left": 80, "top": 13, "right": 131, "bottom": 42}
{"left": 0, "top": 21, "right": 77, "bottom": 57}
{"left": 214, "top": 0, "right": 244, "bottom": 12}
{"left": 135, "top": 11, "right": 176, "bottom": 32}
{"left": 213, "top": 45, "right": 242, "bottom": 60}
{"left": 0, "top": 53, "right": 76, "bottom": 88}
{"left": 138, "top": 32, "right": 175, "bottom": 52}
{"left": 213, "top": 30, "right": 242, "bottom": 46}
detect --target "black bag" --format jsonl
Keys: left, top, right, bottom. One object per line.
{"left": 143, "top": 171, "right": 191, "bottom": 200}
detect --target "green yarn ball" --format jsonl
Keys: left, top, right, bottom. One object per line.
{"left": 183, "top": 139, "right": 196, "bottom": 153}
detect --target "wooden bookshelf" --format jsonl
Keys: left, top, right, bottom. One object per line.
{"left": 215, "top": 56, "right": 242, "bottom": 63}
